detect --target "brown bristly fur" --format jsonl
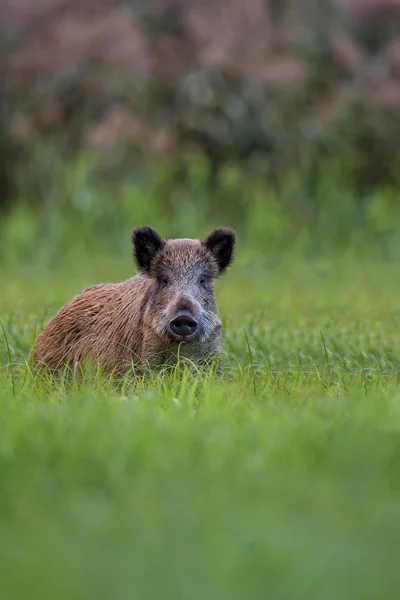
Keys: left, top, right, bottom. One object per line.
{"left": 32, "top": 228, "right": 235, "bottom": 377}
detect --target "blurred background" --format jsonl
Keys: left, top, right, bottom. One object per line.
{"left": 2, "top": 8, "right": 400, "bottom": 596}
{"left": 1, "top": 0, "right": 400, "bottom": 263}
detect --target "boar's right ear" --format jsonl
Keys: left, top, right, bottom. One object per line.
{"left": 132, "top": 226, "right": 165, "bottom": 272}
{"left": 202, "top": 228, "right": 235, "bottom": 275}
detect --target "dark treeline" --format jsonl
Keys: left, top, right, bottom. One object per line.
{"left": 1, "top": 0, "right": 400, "bottom": 217}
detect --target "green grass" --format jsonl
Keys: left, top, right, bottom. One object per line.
{"left": 2, "top": 247, "right": 400, "bottom": 599}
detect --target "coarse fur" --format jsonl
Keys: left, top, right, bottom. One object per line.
{"left": 32, "top": 227, "right": 235, "bottom": 376}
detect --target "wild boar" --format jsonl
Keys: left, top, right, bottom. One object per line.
{"left": 32, "top": 226, "right": 235, "bottom": 376}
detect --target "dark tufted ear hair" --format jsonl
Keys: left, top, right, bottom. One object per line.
{"left": 202, "top": 228, "right": 236, "bottom": 275}
{"left": 132, "top": 226, "right": 165, "bottom": 272}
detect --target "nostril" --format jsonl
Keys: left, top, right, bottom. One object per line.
{"left": 178, "top": 318, "right": 195, "bottom": 327}
{"left": 170, "top": 314, "right": 198, "bottom": 337}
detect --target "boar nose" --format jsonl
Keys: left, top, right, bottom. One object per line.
{"left": 170, "top": 313, "right": 198, "bottom": 337}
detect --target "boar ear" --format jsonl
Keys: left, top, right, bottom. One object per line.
{"left": 203, "top": 228, "right": 235, "bottom": 274}
{"left": 132, "top": 226, "right": 165, "bottom": 272}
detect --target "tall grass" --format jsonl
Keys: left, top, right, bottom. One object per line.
{"left": 1, "top": 161, "right": 400, "bottom": 598}
{"left": 2, "top": 153, "right": 400, "bottom": 267}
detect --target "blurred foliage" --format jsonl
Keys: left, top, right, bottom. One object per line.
{"left": 2, "top": 153, "right": 400, "bottom": 268}
{"left": 1, "top": 0, "right": 400, "bottom": 224}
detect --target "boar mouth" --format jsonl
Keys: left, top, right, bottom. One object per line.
{"left": 169, "top": 335, "right": 198, "bottom": 344}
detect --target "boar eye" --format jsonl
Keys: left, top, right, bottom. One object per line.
{"left": 200, "top": 276, "right": 210, "bottom": 288}
{"left": 162, "top": 277, "right": 169, "bottom": 285}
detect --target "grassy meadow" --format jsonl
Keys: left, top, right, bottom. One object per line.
{"left": 1, "top": 170, "right": 400, "bottom": 599}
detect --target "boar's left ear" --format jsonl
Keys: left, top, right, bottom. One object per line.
{"left": 132, "top": 226, "right": 165, "bottom": 272}
{"left": 203, "top": 228, "right": 236, "bottom": 274}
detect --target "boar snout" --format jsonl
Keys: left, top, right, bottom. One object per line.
{"left": 170, "top": 312, "right": 198, "bottom": 338}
